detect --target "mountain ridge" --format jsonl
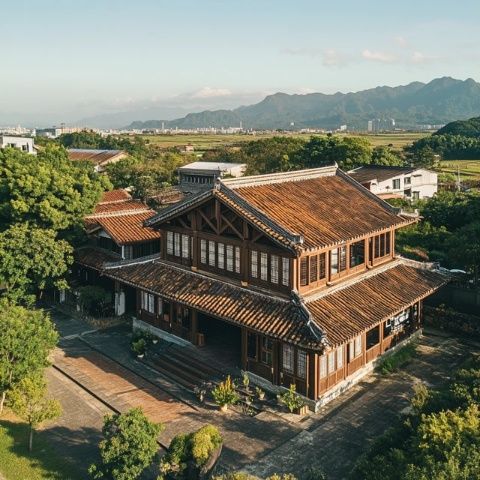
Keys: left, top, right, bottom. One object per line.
{"left": 126, "top": 77, "right": 480, "bottom": 131}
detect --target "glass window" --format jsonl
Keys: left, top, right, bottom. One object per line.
{"left": 328, "top": 351, "right": 335, "bottom": 374}
{"left": 310, "top": 255, "right": 318, "bottom": 283}
{"left": 355, "top": 336, "right": 362, "bottom": 357}
{"left": 260, "top": 337, "right": 273, "bottom": 366}
{"left": 404, "top": 176, "right": 411, "bottom": 185}
{"left": 380, "top": 234, "right": 386, "bottom": 257}
{"left": 366, "top": 326, "right": 380, "bottom": 349}
{"left": 270, "top": 255, "right": 279, "bottom": 284}
{"left": 282, "top": 344, "right": 294, "bottom": 374}
{"left": 297, "top": 349, "right": 307, "bottom": 379}
{"left": 385, "top": 231, "right": 391, "bottom": 255}
{"left": 251, "top": 250, "right": 258, "bottom": 278}
{"left": 350, "top": 240, "right": 365, "bottom": 268}
{"left": 336, "top": 345, "right": 344, "bottom": 369}
{"left": 141, "top": 291, "right": 155, "bottom": 313}
{"left": 174, "top": 233, "right": 181, "bottom": 257}
{"left": 208, "top": 241, "right": 216, "bottom": 267}
{"left": 393, "top": 178, "right": 401, "bottom": 189}
{"left": 330, "top": 249, "right": 339, "bottom": 275}
{"left": 235, "top": 247, "right": 241, "bottom": 274}
{"left": 300, "top": 257, "right": 308, "bottom": 286}
{"left": 226, "top": 245, "right": 234, "bottom": 271}
{"left": 181, "top": 234, "right": 189, "bottom": 259}
{"left": 260, "top": 252, "right": 268, "bottom": 281}
{"left": 217, "top": 242, "right": 225, "bottom": 269}
{"left": 157, "top": 297, "right": 163, "bottom": 315}
{"left": 319, "top": 355, "right": 327, "bottom": 378}
{"left": 339, "top": 245, "right": 347, "bottom": 272}
{"left": 200, "top": 239, "right": 207, "bottom": 264}
{"left": 319, "top": 253, "right": 326, "bottom": 279}
{"left": 282, "top": 257, "right": 290, "bottom": 286}
{"left": 167, "top": 231, "right": 174, "bottom": 255}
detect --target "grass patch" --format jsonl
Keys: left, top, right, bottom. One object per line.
{"left": 377, "top": 343, "right": 417, "bottom": 375}
{"left": 0, "top": 412, "right": 81, "bottom": 480}
{"left": 439, "top": 159, "right": 480, "bottom": 180}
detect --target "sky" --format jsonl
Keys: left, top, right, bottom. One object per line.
{"left": 2, "top": 0, "right": 480, "bottom": 126}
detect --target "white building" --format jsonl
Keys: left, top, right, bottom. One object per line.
{"left": 178, "top": 161, "right": 246, "bottom": 192}
{"left": 348, "top": 165, "right": 437, "bottom": 200}
{"left": 0, "top": 135, "right": 35, "bottom": 154}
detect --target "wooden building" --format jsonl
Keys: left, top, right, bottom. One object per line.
{"left": 75, "top": 168, "right": 447, "bottom": 409}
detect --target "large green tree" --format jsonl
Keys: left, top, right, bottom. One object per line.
{"left": 0, "top": 304, "right": 58, "bottom": 412}
{"left": 0, "top": 145, "right": 109, "bottom": 232}
{"left": 89, "top": 408, "right": 162, "bottom": 480}
{"left": 0, "top": 223, "right": 73, "bottom": 302}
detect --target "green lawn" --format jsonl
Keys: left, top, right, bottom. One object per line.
{"left": 439, "top": 159, "right": 480, "bottom": 180}
{"left": 0, "top": 414, "right": 81, "bottom": 480}
{"left": 141, "top": 131, "right": 426, "bottom": 151}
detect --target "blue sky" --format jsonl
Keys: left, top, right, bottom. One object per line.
{"left": 2, "top": 0, "right": 480, "bottom": 126}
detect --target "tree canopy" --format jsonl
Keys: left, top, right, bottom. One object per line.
{"left": 0, "top": 223, "right": 73, "bottom": 302}
{"left": 0, "top": 145, "right": 109, "bottom": 232}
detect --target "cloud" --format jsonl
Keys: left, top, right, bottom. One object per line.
{"left": 394, "top": 36, "right": 409, "bottom": 48}
{"left": 410, "top": 51, "right": 438, "bottom": 64}
{"left": 361, "top": 49, "right": 396, "bottom": 63}
{"left": 282, "top": 47, "right": 350, "bottom": 67}
{"left": 190, "top": 87, "right": 232, "bottom": 99}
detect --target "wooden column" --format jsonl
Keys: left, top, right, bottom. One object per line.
{"left": 391, "top": 228, "right": 395, "bottom": 258}
{"left": 379, "top": 321, "right": 385, "bottom": 353}
{"left": 308, "top": 351, "right": 316, "bottom": 400}
{"left": 190, "top": 310, "right": 198, "bottom": 345}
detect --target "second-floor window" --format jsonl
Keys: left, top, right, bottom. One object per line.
{"left": 330, "top": 246, "right": 346, "bottom": 276}
{"left": 392, "top": 178, "right": 401, "bottom": 189}
{"left": 350, "top": 240, "right": 365, "bottom": 268}
{"left": 251, "top": 250, "right": 290, "bottom": 287}
{"left": 200, "top": 239, "right": 240, "bottom": 273}
{"left": 167, "top": 231, "right": 191, "bottom": 259}
{"left": 373, "top": 232, "right": 391, "bottom": 259}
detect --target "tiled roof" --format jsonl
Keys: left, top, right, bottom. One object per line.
{"left": 92, "top": 200, "right": 150, "bottom": 216}
{"left": 99, "top": 189, "right": 132, "bottom": 204}
{"left": 68, "top": 149, "right": 126, "bottom": 165}
{"left": 146, "top": 167, "right": 413, "bottom": 252}
{"left": 74, "top": 247, "right": 121, "bottom": 271}
{"left": 348, "top": 165, "right": 416, "bottom": 184}
{"left": 305, "top": 261, "right": 448, "bottom": 346}
{"left": 102, "top": 257, "right": 447, "bottom": 350}
{"left": 96, "top": 212, "right": 161, "bottom": 245}
{"left": 105, "top": 259, "right": 326, "bottom": 350}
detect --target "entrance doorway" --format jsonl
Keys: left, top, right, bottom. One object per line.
{"left": 198, "top": 313, "right": 242, "bottom": 370}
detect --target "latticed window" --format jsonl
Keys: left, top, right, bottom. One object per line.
{"left": 181, "top": 234, "right": 189, "bottom": 259}
{"left": 251, "top": 250, "right": 258, "bottom": 278}
{"left": 208, "top": 241, "right": 216, "bottom": 267}
{"left": 260, "top": 252, "right": 268, "bottom": 281}
{"left": 167, "top": 231, "right": 174, "bottom": 255}
{"left": 300, "top": 257, "right": 308, "bottom": 286}
{"left": 319, "top": 252, "right": 326, "bottom": 279}
{"left": 174, "top": 233, "right": 181, "bottom": 257}
{"left": 226, "top": 245, "right": 234, "bottom": 271}
{"left": 355, "top": 335, "right": 362, "bottom": 357}
{"left": 270, "top": 255, "right": 279, "bottom": 284}
{"left": 310, "top": 255, "right": 318, "bottom": 283}
{"left": 235, "top": 247, "right": 241, "bottom": 273}
{"left": 282, "top": 344, "right": 294, "bottom": 374}
{"left": 282, "top": 257, "right": 290, "bottom": 286}
{"left": 337, "top": 345, "right": 344, "bottom": 369}
{"left": 328, "top": 351, "right": 335, "bottom": 374}
{"left": 141, "top": 291, "right": 155, "bottom": 313}
{"left": 319, "top": 355, "right": 327, "bottom": 378}
{"left": 385, "top": 231, "right": 391, "bottom": 255}
{"left": 339, "top": 245, "right": 347, "bottom": 271}
{"left": 200, "top": 239, "right": 207, "bottom": 264}
{"left": 330, "top": 249, "right": 339, "bottom": 275}
{"left": 217, "top": 242, "right": 225, "bottom": 269}
{"left": 261, "top": 337, "right": 273, "bottom": 365}
{"left": 297, "top": 349, "right": 307, "bottom": 379}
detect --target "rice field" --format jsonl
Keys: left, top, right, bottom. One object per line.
{"left": 439, "top": 159, "right": 480, "bottom": 180}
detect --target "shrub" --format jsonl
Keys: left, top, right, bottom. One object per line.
{"left": 211, "top": 376, "right": 239, "bottom": 409}
{"left": 160, "top": 424, "right": 223, "bottom": 479}
{"left": 280, "top": 384, "right": 305, "bottom": 413}
{"left": 131, "top": 338, "right": 147, "bottom": 356}
{"left": 377, "top": 343, "right": 416, "bottom": 375}
{"left": 77, "top": 285, "right": 112, "bottom": 316}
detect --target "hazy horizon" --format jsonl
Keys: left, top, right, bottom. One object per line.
{"left": 2, "top": 0, "right": 480, "bottom": 127}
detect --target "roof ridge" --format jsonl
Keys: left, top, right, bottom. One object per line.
{"left": 86, "top": 208, "right": 152, "bottom": 219}
{"left": 220, "top": 164, "right": 338, "bottom": 189}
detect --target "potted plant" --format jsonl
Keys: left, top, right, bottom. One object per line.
{"left": 194, "top": 385, "right": 207, "bottom": 404}
{"left": 211, "top": 376, "right": 239, "bottom": 412}
{"left": 256, "top": 386, "right": 265, "bottom": 401}
{"left": 131, "top": 338, "right": 147, "bottom": 359}
{"left": 280, "top": 384, "right": 308, "bottom": 415}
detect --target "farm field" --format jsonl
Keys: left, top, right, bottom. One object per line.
{"left": 140, "top": 132, "right": 427, "bottom": 152}
{"left": 439, "top": 159, "right": 480, "bottom": 180}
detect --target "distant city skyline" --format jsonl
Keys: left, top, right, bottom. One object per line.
{"left": 2, "top": 0, "right": 480, "bottom": 126}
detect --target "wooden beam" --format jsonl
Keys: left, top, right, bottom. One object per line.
{"left": 198, "top": 210, "right": 217, "bottom": 233}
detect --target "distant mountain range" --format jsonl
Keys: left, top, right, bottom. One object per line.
{"left": 126, "top": 77, "right": 480, "bottom": 131}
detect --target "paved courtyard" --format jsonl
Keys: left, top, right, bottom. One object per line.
{"left": 46, "top": 310, "right": 472, "bottom": 479}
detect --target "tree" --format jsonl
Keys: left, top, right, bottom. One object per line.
{"left": 0, "top": 145, "right": 109, "bottom": 232}
{"left": 371, "top": 146, "right": 405, "bottom": 166}
{"left": 0, "top": 223, "right": 73, "bottom": 302}
{"left": 0, "top": 304, "right": 58, "bottom": 412}
{"left": 9, "top": 374, "right": 61, "bottom": 452}
{"left": 89, "top": 407, "right": 162, "bottom": 480}
{"left": 447, "top": 221, "right": 480, "bottom": 285}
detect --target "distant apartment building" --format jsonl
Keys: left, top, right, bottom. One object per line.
{"left": 0, "top": 135, "right": 35, "bottom": 154}
{"left": 348, "top": 165, "right": 438, "bottom": 200}
{"left": 178, "top": 161, "right": 246, "bottom": 193}
{"left": 367, "top": 118, "right": 395, "bottom": 132}
{"left": 36, "top": 126, "right": 85, "bottom": 139}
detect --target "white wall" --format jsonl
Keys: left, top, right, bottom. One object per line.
{"left": 370, "top": 169, "right": 437, "bottom": 199}
{"left": 0, "top": 136, "right": 35, "bottom": 154}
